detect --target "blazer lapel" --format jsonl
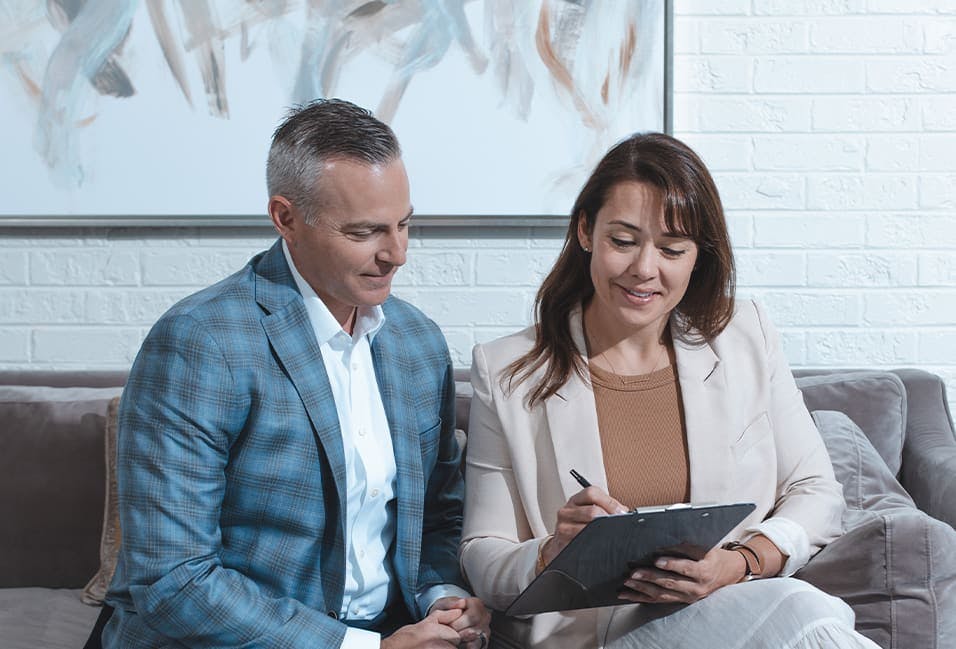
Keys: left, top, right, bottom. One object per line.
{"left": 544, "top": 309, "right": 607, "bottom": 503}
{"left": 370, "top": 316, "right": 423, "bottom": 604}
{"left": 254, "top": 242, "right": 348, "bottom": 529}
{"left": 671, "top": 322, "right": 735, "bottom": 504}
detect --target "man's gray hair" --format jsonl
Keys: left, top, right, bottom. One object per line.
{"left": 266, "top": 98, "right": 401, "bottom": 224}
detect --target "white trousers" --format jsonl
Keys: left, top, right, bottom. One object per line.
{"left": 604, "top": 578, "right": 882, "bottom": 649}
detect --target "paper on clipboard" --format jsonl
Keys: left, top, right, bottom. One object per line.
{"left": 504, "top": 502, "right": 756, "bottom": 616}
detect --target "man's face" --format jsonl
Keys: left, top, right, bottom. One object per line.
{"left": 279, "top": 158, "right": 412, "bottom": 327}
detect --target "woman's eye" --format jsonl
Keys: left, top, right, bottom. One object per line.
{"left": 661, "top": 247, "right": 686, "bottom": 257}
{"left": 610, "top": 237, "right": 634, "bottom": 247}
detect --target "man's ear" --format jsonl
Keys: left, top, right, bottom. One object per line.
{"left": 269, "top": 195, "right": 296, "bottom": 242}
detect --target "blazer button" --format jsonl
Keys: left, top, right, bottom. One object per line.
{"left": 327, "top": 610, "right": 338, "bottom": 619}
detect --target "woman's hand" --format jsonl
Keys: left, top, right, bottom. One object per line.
{"left": 541, "top": 487, "right": 628, "bottom": 566}
{"left": 618, "top": 547, "right": 747, "bottom": 604}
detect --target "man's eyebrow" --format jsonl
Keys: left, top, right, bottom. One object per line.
{"left": 342, "top": 208, "right": 414, "bottom": 231}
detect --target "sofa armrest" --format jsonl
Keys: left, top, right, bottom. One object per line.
{"left": 900, "top": 436, "right": 956, "bottom": 528}
{"left": 797, "top": 506, "right": 956, "bottom": 649}
{"left": 895, "top": 369, "right": 956, "bottom": 528}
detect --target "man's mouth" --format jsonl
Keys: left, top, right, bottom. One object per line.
{"left": 362, "top": 268, "right": 396, "bottom": 279}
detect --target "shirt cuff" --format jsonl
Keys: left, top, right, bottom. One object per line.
{"left": 343, "top": 626, "right": 381, "bottom": 649}
{"left": 416, "top": 583, "right": 473, "bottom": 616}
{"left": 744, "top": 516, "right": 810, "bottom": 576}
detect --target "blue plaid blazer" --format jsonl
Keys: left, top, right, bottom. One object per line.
{"left": 103, "top": 240, "right": 465, "bottom": 648}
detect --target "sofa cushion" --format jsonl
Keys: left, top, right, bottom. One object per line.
{"left": 0, "top": 587, "right": 101, "bottom": 649}
{"left": 81, "top": 395, "right": 122, "bottom": 605}
{"left": 796, "top": 371, "right": 906, "bottom": 475}
{"left": 0, "top": 385, "right": 122, "bottom": 588}
{"left": 797, "top": 410, "right": 956, "bottom": 649}
{"left": 455, "top": 377, "right": 474, "bottom": 433}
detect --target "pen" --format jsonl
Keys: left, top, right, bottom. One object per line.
{"left": 569, "top": 468, "right": 592, "bottom": 489}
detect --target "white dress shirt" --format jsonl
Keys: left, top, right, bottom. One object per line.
{"left": 282, "top": 243, "right": 467, "bottom": 648}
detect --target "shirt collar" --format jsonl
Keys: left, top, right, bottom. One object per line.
{"left": 281, "top": 239, "right": 386, "bottom": 345}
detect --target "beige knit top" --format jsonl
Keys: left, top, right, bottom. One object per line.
{"left": 589, "top": 363, "right": 691, "bottom": 510}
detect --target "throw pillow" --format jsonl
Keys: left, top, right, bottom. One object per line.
{"left": 797, "top": 410, "right": 956, "bottom": 649}
{"left": 0, "top": 385, "right": 122, "bottom": 588}
{"left": 82, "top": 395, "right": 122, "bottom": 605}
{"left": 795, "top": 371, "right": 906, "bottom": 475}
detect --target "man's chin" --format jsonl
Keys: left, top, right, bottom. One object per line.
{"left": 357, "top": 282, "right": 393, "bottom": 305}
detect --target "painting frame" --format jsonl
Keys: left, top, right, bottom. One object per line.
{"left": 0, "top": 1, "right": 673, "bottom": 228}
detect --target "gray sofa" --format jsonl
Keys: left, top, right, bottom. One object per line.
{"left": 2, "top": 368, "right": 954, "bottom": 648}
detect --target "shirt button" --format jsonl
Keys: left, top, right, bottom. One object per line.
{"left": 358, "top": 428, "right": 366, "bottom": 437}
{"left": 370, "top": 488, "right": 379, "bottom": 498}
{"left": 351, "top": 362, "right": 359, "bottom": 371}
{"left": 359, "top": 549, "right": 366, "bottom": 558}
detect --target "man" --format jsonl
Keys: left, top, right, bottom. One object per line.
{"left": 101, "top": 99, "right": 490, "bottom": 648}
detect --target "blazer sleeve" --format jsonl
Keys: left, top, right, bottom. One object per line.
{"left": 743, "top": 301, "right": 844, "bottom": 575}
{"left": 459, "top": 343, "right": 543, "bottom": 612}
{"left": 416, "top": 356, "right": 469, "bottom": 603}
{"left": 114, "top": 313, "right": 349, "bottom": 648}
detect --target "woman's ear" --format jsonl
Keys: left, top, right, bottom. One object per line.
{"left": 576, "top": 214, "right": 592, "bottom": 252}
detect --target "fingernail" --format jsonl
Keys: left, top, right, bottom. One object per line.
{"left": 655, "top": 558, "right": 667, "bottom": 569}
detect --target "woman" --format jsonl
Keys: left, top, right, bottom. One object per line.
{"left": 459, "top": 133, "right": 879, "bottom": 648}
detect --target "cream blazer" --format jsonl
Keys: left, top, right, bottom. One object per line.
{"left": 459, "top": 300, "right": 844, "bottom": 649}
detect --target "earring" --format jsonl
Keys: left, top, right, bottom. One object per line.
{"left": 582, "top": 245, "right": 591, "bottom": 253}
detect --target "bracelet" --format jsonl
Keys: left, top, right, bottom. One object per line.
{"left": 535, "top": 535, "right": 554, "bottom": 575}
{"left": 723, "top": 541, "right": 763, "bottom": 580}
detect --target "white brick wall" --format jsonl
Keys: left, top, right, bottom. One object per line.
{"left": 2, "top": 0, "right": 955, "bottom": 405}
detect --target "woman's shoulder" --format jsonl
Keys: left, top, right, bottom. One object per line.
{"left": 707, "top": 299, "right": 777, "bottom": 352}
{"left": 474, "top": 324, "right": 538, "bottom": 368}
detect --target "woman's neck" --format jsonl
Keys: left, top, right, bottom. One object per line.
{"left": 583, "top": 307, "right": 673, "bottom": 376}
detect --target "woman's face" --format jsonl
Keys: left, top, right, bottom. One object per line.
{"left": 578, "top": 181, "right": 699, "bottom": 341}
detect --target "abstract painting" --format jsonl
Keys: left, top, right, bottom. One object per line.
{"left": 0, "top": 0, "right": 668, "bottom": 220}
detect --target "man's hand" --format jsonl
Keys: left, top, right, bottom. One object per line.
{"left": 429, "top": 596, "right": 491, "bottom": 648}
{"left": 542, "top": 486, "right": 628, "bottom": 565}
{"left": 618, "top": 547, "right": 747, "bottom": 604}
{"left": 380, "top": 608, "right": 463, "bottom": 648}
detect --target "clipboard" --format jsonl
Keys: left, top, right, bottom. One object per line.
{"left": 504, "top": 502, "right": 756, "bottom": 616}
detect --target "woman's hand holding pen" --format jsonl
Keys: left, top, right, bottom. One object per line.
{"left": 541, "top": 472, "right": 629, "bottom": 567}
{"left": 618, "top": 546, "right": 747, "bottom": 605}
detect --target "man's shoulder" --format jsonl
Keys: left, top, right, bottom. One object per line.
{"left": 382, "top": 295, "right": 442, "bottom": 336}
{"left": 165, "top": 265, "right": 256, "bottom": 320}
{"left": 146, "top": 257, "right": 266, "bottom": 346}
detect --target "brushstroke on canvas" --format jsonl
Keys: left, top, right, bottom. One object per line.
{"left": 0, "top": 0, "right": 664, "bottom": 213}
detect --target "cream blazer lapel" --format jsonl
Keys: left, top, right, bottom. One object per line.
{"left": 543, "top": 309, "right": 608, "bottom": 504}
{"left": 672, "top": 322, "right": 736, "bottom": 505}
{"left": 542, "top": 312, "right": 738, "bottom": 506}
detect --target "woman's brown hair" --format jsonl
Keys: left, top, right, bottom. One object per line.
{"left": 505, "top": 132, "right": 736, "bottom": 407}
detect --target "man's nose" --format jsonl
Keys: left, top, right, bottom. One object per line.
{"left": 379, "top": 228, "right": 407, "bottom": 266}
